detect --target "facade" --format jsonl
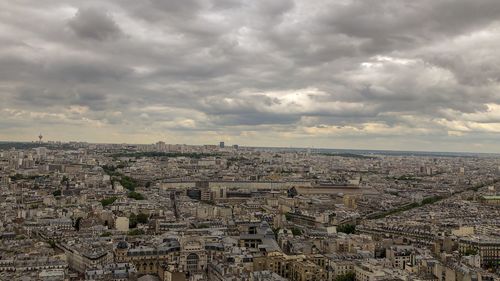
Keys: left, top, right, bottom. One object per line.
{"left": 178, "top": 237, "right": 208, "bottom": 273}
{"left": 458, "top": 236, "right": 500, "bottom": 267}
{"left": 84, "top": 262, "right": 137, "bottom": 280}
{"left": 354, "top": 263, "right": 386, "bottom": 281}
{"left": 386, "top": 246, "right": 416, "bottom": 269}
{"left": 114, "top": 237, "right": 209, "bottom": 276}
{"left": 60, "top": 241, "right": 113, "bottom": 273}
{"left": 114, "top": 240, "right": 180, "bottom": 275}
{"left": 253, "top": 253, "right": 328, "bottom": 281}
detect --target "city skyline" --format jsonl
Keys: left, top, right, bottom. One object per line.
{"left": 2, "top": 1, "right": 500, "bottom": 152}
{"left": 1, "top": 133, "right": 500, "bottom": 280}
{"left": 2, "top": 137, "right": 500, "bottom": 156}
{"left": 2, "top": 2, "right": 500, "bottom": 279}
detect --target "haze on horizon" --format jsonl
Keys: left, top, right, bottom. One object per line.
{"left": 2, "top": 0, "right": 500, "bottom": 152}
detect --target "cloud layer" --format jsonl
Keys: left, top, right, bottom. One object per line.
{"left": 1, "top": 0, "right": 500, "bottom": 152}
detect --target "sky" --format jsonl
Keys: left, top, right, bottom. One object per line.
{"left": 1, "top": 0, "right": 500, "bottom": 152}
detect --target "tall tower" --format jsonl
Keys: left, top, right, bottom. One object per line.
{"left": 38, "top": 133, "right": 43, "bottom": 143}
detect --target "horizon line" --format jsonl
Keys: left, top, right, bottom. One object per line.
{"left": 0, "top": 139, "right": 498, "bottom": 156}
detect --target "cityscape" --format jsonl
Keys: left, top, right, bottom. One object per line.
{"left": 2, "top": 0, "right": 500, "bottom": 280}
{"left": 0, "top": 140, "right": 499, "bottom": 280}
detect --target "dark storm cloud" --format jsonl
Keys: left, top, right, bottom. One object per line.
{"left": 320, "top": 0, "right": 500, "bottom": 54}
{"left": 2, "top": 0, "right": 500, "bottom": 151}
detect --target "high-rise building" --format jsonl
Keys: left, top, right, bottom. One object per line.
{"left": 219, "top": 141, "right": 225, "bottom": 148}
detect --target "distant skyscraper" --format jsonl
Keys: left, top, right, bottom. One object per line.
{"left": 219, "top": 141, "right": 225, "bottom": 149}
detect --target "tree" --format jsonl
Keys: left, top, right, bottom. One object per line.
{"left": 127, "top": 191, "right": 145, "bottom": 200}
{"left": 129, "top": 213, "right": 137, "bottom": 228}
{"left": 422, "top": 196, "right": 443, "bottom": 205}
{"left": 9, "top": 174, "right": 25, "bottom": 181}
{"left": 291, "top": 227, "right": 302, "bottom": 236}
{"left": 464, "top": 248, "right": 478, "bottom": 256}
{"left": 60, "top": 176, "right": 69, "bottom": 185}
{"left": 137, "top": 213, "right": 149, "bottom": 224}
{"left": 52, "top": 190, "right": 62, "bottom": 197}
{"left": 334, "top": 272, "right": 355, "bottom": 281}
{"left": 101, "top": 197, "right": 118, "bottom": 207}
{"left": 337, "top": 224, "right": 356, "bottom": 234}
{"left": 48, "top": 240, "right": 57, "bottom": 248}
{"left": 128, "top": 229, "right": 145, "bottom": 236}
{"left": 120, "top": 176, "right": 138, "bottom": 191}
{"left": 102, "top": 165, "right": 120, "bottom": 176}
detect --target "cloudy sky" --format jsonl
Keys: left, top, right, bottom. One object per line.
{"left": 1, "top": 0, "right": 500, "bottom": 152}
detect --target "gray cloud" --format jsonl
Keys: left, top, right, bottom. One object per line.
{"left": 68, "top": 8, "right": 122, "bottom": 41}
{"left": 1, "top": 0, "right": 500, "bottom": 152}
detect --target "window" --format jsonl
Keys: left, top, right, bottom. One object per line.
{"left": 186, "top": 253, "right": 199, "bottom": 272}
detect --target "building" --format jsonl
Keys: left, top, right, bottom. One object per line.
{"left": 84, "top": 262, "right": 137, "bottom": 280}
{"left": 253, "top": 253, "right": 327, "bottom": 281}
{"left": 480, "top": 196, "right": 500, "bottom": 206}
{"left": 114, "top": 236, "right": 208, "bottom": 276}
{"left": 60, "top": 240, "right": 114, "bottom": 273}
{"left": 458, "top": 236, "right": 500, "bottom": 267}
{"left": 115, "top": 217, "right": 130, "bottom": 232}
{"left": 386, "top": 246, "right": 415, "bottom": 269}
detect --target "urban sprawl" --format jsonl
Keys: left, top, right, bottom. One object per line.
{"left": 1, "top": 141, "right": 500, "bottom": 281}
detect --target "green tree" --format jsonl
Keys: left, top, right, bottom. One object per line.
{"left": 464, "top": 248, "right": 478, "bottom": 256}
{"left": 128, "top": 229, "right": 145, "bottom": 236}
{"left": 48, "top": 240, "right": 57, "bottom": 248}
{"left": 337, "top": 224, "right": 356, "bottom": 234}
{"left": 291, "top": 227, "right": 302, "bottom": 236}
{"left": 334, "top": 272, "right": 355, "bottom": 281}
{"left": 102, "top": 165, "right": 118, "bottom": 176}
{"left": 128, "top": 191, "right": 145, "bottom": 200}
{"left": 129, "top": 213, "right": 137, "bottom": 228}
{"left": 137, "top": 213, "right": 149, "bottom": 224}
{"left": 422, "top": 196, "right": 443, "bottom": 205}
{"left": 120, "top": 176, "right": 138, "bottom": 191}
{"left": 52, "top": 190, "right": 62, "bottom": 196}
{"left": 101, "top": 197, "right": 118, "bottom": 207}
{"left": 9, "top": 174, "right": 25, "bottom": 181}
